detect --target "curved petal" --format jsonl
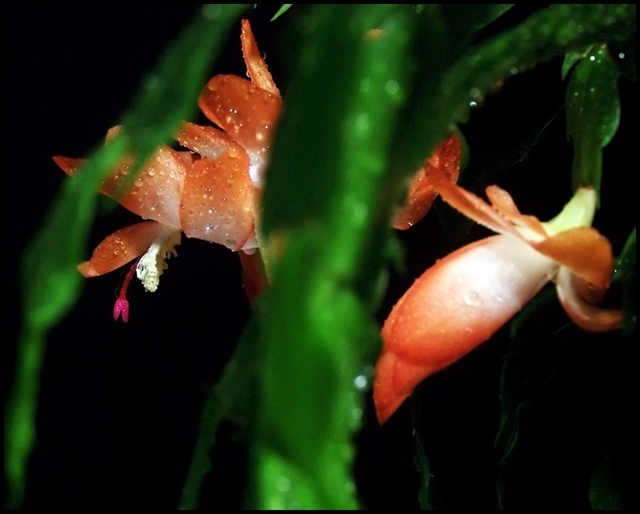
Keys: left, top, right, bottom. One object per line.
{"left": 531, "top": 226, "right": 615, "bottom": 290}
{"left": 111, "top": 146, "right": 187, "bottom": 227}
{"left": 78, "top": 221, "right": 169, "bottom": 277}
{"left": 373, "top": 350, "right": 439, "bottom": 424}
{"left": 52, "top": 156, "right": 87, "bottom": 177}
{"left": 374, "top": 235, "right": 556, "bottom": 423}
{"left": 424, "top": 158, "right": 521, "bottom": 238}
{"left": 485, "top": 185, "right": 547, "bottom": 239}
{"left": 198, "top": 74, "right": 282, "bottom": 158}
{"left": 175, "top": 122, "right": 238, "bottom": 160}
{"left": 55, "top": 145, "right": 187, "bottom": 228}
{"left": 555, "top": 267, "right": 622, "bottom": 331}
{"left": 241, "top": 19, "right": 280, "bottom": 96}
{"left": 392, "top": 133, "right": 462, "bottom": 230}
{"left": 179, "top": 144, "right": 257, "bottom": 251}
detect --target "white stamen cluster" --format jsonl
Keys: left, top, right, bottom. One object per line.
{"left": 136, "top": 229, "right": 182, "bottom": 292}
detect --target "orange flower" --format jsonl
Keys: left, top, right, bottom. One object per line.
{"left": 374, "top": 163, "right": 622, "bottom": 424}
{"left": 391, "top": 132, "right": 461, "bottom": 230}
{"left": 54, "top": 20, "right": 281, "bottom": 318}
{"left": 54, "top": 19, "right": 460, "bottom": 321}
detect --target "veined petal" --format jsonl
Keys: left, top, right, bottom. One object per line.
{"left": 375, "top": 235, "right": 556, "bottom": 423}
{"left": 555, "top": 267, "right": 622, "bottom": 331}
{"left": 78, "top": 221, "right": 170, "bottom": 277}
{"left": 198, "top": 74, "right": 282, "bottom": 158}
{"left": 241, "top": 18, "right": 280, "bottom": 96}
{"left": 392, "top": 133, "right": 462, "bottom": 230}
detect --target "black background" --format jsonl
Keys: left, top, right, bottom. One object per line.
{"left": 4, "top": 4, "right": 635, "bottom": 509}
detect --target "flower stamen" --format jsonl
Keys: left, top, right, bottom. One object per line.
{"left": 136, "top": 228, "right": 182, "bottom": 292}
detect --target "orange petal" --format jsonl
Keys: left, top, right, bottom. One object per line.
{"left": 175, "top": 122, "right": 238, "bottom": 160}
{"left": 555, "top": 267, "right": 622, "bottom": 331}
{"left": 485, "top": 185, "right": 547, "bottom": 238}
{"left": 179, "top": 144, "right": 256, "bottom": 250}
{"left": 55, "top": 144, "right": 188, "bottom": 228}
{"left": 392, "top": 133, "right": 462, "bottom": 230}
{"left": 241, "top": 19, "right": 280, "bottom": 96}
{"left": 107, "top": 146, "right": 187, "bottom": 227}
{"left": 373, "top": 350, "right": 439, "bottom": 424}
{"left": 78, "top": 221, "right": 169, "bottom": 277}
{"left": 424, "top": 155, "right": 520, "bottom": 238}
{"left": 238, "top": 250, "right": 269, "bottom": 303}
{"left": 53, "top": 156, "right": 87, "bottom": 177}
{"left": 531, "top": 226, "right": 615, "bottom": 290}
{"left": 375, "top": 235, "right": 556, "bottom": 423}
{"left": 198, "top": 74, "right": 282, "bottom": 158}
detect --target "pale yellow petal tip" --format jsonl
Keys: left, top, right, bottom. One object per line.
{"left": 543, "top": 186, "right": 596, "bottom": 235}
{"left": 78, "top": 261, "right": 98, "bottom": 278}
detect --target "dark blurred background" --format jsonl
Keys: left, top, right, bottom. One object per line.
{"left": 4, "top": 4, "right": 634, "bottom": 509}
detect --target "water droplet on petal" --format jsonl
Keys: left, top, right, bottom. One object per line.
{"left": 463, "top": 291, "right": 482, "bottom": 307}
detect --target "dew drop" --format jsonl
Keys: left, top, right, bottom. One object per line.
{"left": 353, "top": 375, "right": 368, "bottom": 391}
{"left": 255, "top": 123, "right": 271, "bottom": 142}
{"left": 463, "top": 291, "right": 482, "bottom": 307}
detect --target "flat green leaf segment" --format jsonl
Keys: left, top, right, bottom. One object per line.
{"left": 566, "top": 46, "right": 621, "bottom": 202}
{"left": 5, "top": 4, "right": 248, "bottom": 509}
{"left": 256, "top": 7, "right": 413, "bottom": 507}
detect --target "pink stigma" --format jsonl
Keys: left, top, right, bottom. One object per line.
{"left": 113, "top": 258, "right": 140, "bottom": 322}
